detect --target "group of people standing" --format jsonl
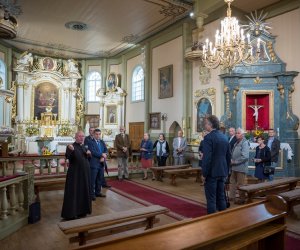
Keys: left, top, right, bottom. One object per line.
{"left": 139, "top": 130, "right": 187, "bottom": 180}
{"left": 61, "top": 128, "right": 111, "bottom": 220}
{"left": 199, "top": 115, "right": 281, "bottom": 214}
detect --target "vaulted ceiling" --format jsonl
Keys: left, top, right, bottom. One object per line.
{"left": 0, "top": 0, "right": 285, "bottom": 59}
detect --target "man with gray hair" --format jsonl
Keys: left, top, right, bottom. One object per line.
{"left": 229, "top": 128, "right": 250, "bottom": 204}
{"left": 114, "top": 126, "right": 131, "bottom": 181}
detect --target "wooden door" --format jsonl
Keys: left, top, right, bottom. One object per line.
{"left": 129, "top": 122, "right": 144, "bottom": 151}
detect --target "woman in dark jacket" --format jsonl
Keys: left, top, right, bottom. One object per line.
{"left": 153, "top": 133, "right": 169, "bottom": 167}
{"left": 254, "top": 135, "right": 271, "bottom": 182}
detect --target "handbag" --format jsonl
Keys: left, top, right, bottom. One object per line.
{"left": 263, "top": 164, "right": 272, "bottom": 175}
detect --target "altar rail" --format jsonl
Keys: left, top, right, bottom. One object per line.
{"left": 0, "top": 154, "right": 67, "bottom": 176}
{"left": 0, "top": 165, "right": 35, "bottom": 240}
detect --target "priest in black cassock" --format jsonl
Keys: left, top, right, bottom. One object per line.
{"left": 61, "top": 131, "right": 92, "bottom": 220}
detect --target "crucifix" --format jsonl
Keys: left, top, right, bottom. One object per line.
{"left": 248, "top": 99, "right": 263, "bottom": 130}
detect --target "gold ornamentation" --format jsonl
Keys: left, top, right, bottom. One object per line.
{"left": 233, "top": 86, "right": 240, "bottom": 99}
{"left": 75, "top": 87, "right": 84, "bottom": 125}
{"left": 10, "top": 81, "right": 17, "bottom": 123}
{"left": 254, "top": 76, "right": 262, "bottom": 84}
{"left": 277, "top": 83, "right": 284, "bottom": 99}
{"left": 194, "top": 87, "right": 216, "bottom": 97}
{"left": 267, "top": 41, "right": 277, "bottom": 62}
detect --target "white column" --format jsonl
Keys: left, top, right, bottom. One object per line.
{"left": 118, "top": 101, "right": 123, "bottom": 127}
{"left": 17, "top": 181, "right": 24, "bottom": 211}
{"left": 9, "top": 184, "right": 17, "bottom": 215}
{"left": 1, "top": 186, "right": 9, "bottom": 219}
{"left": 23, "top": 85, "right": 31, "bottom": 120}
{"left": 70, "top": 87, "right": 76, "bottom": 123}
{"left": 99, "top": 102, "right": 104, "bottom": 128}
{"left": 17, "top": 85, "right": 24, "bottom": 121}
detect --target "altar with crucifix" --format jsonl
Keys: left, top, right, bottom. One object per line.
{"left": 220, "top": 26, "right": 299, "bottom": 177}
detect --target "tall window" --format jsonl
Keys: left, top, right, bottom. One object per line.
{"left": 132, "top": 66, "right": 144, "bottom": 102}
{"left": 86, "top": 71, "right": 101, "bottom": 102}
{"left": 0, "top": 60, "right": 6, "bottom": 89}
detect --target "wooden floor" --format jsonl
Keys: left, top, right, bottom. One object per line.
{"left": 1, "top": 174, "right": 300, "bottom": 250}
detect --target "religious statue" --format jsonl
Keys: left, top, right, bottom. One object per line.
{"left": 67, "top": 59, "right": 79, "bottom": 73}
{"left": 17, "top": 51, "right": 33, "bottom": 66}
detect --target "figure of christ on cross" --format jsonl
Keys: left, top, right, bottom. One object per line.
{"left": 248, "top": 99, "right": 264, "bottom": 129}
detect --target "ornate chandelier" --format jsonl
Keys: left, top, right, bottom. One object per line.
{"left": 202, "top": 0, "right": 260, "bottom": 70}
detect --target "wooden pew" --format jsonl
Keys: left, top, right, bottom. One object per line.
{"left": 58, "top": 205, "right": 169, "bottom": 246}
{"left": 238, "top": 177, "right": 300, "bottom": 203}
{"left": 150, "top": 164, "right": 191, "bottom": 181}
{"left": 72, "top": 195, "right": 287, "bottom": 250}
{"left": 164, "top": 167, "right": 202, "bottom": 186}
{"left": 34, "top": 174, "right": 66, "bottom": 200}
{"left": 278, "top": 188, "right": 300, "bottom": 214}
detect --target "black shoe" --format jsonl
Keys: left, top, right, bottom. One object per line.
{"left": 96, "top": 193, "right": 106, "bottom": 198}
{"left": 91, "top": 197, "right": 96, "bottom": 201}
{"left": 142, "top": 177, "right": 148, "bottom": 180}
{"left": 102, "top": 185, "right": 111, "bottom": 188}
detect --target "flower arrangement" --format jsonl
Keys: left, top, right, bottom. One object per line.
{"left": 58, "top": 125, "right": 72, "bottom": 136}
{"left": 25, "top": 125, "right": 39, "bottom": 137}
{"left": 41, "top": 146, "right": 52, "bottom": 155}
{"left": 245, "top": 129, "right": 268, "bottom": 141}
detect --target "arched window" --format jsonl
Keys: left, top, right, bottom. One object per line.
{"left": 86, "top": 71, "right": 101, "bottom": 102}
{"left": 0, "top": 60, "right": 6, "bottom": 89}
{"left": 132, "top": 66, "right": 144, "bottom": 102}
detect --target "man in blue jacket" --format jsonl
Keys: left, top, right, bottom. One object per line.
{"left": 86, "top": 129, "right": 108, "bottom": 200}
{"left": 202, "top": 115, "right": 231, "bottom": 214}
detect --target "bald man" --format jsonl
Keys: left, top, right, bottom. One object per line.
{"left": 61, "top": 131, "right": 92, "bottom": 220}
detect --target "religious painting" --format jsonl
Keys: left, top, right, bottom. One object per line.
{"left": 241, "top": 90, "right": 274, "bottom": 131}
{"left": 159, "top": 65, "right": 173, "bottom": 99}
{"left": 84, "top": 115, "right": 100, "bottom": 129}
{"left": 43, "top": 57, "right": 54, "bottom": 70}
{"left": 105, "top": 105, "right": 117, "bottom": 124}
{"left": 34, "top": 82, "right": 59, "bottom": 120}
{"left": 106, "top": 73, "right": 118, "bottom": 91}
{"left": 196, "top": 98, "right": 212, "bottom": 132}
{"left": 149, "top": 112, "right": 161, "bottom": 130}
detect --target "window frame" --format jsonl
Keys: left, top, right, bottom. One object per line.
{"left": 131, "top": 65, "right": 145, "bottom": 103}
{"left": 85, "top": 71, "right": 102, "bottom": 103}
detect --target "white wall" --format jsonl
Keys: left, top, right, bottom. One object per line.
{"left": 268, "top": 9, "right": 300, "bottom": 133}
{"left": 125, "top": 54, "right": 145, "bottom": 129}
{"left": 151, "top": 36, "right": 183, "bottom": 133}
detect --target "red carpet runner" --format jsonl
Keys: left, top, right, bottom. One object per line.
{"left": 108, "top": 179, "right": 206, "bottom": 219}
{"left": 108, "top": 179, "right": 300, "bottom": 249}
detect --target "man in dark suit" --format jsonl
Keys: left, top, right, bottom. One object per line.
{"left": 114, "top": 126, "right": 131, "bottom": 181}
{"left": 84, "top": 127, "right": 95, "bottom": 145}
{"left": 202, "top": 115, "right": 231, "bottom": 214}
{"left": 266, "top": 129, "right": 280, "bottom": 181}
{"left": 228, "top": 127, "right": 237, "bottom": 152}
{"left": 86, "top": 129, "right": 108, "bottom": 200}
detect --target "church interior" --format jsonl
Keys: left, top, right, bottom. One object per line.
{"left": 0, "top": 0, "right": 300, "bottom": 249}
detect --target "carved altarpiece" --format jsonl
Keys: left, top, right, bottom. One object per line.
{"left": 13, "top": 53, "right": 83, "bottom": 154}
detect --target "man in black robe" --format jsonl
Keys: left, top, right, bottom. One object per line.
{"left": 61, "top": 131, "right": 92, "bottom": 220}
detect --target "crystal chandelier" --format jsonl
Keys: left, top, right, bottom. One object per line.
{"left": 202, "top": 0, "right": 260, "bottom": 70}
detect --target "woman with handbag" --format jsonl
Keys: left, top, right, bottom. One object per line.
{"left": 153, "top": 133, "right": 169, "bottom": 167}
{"left": 254, "top": 135, "right": 271, "bottom": 182}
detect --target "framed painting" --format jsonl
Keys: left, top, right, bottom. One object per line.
{"left": 106, "top": 72, "right": 119, "bottom": 92}
{"left": 159, "top": 65, "right": 173, "bottom": 99}
{"left": 105, "top": 105, "right": 117, "bottom": 124}
{"left": 196, "top": 97, "right": 212, "bottom": 132}
{"left": 149, "top": 112, "right": 161, "bottom": 130}
{"left": 34, "top": 82, "right": 59, "bottom": 120}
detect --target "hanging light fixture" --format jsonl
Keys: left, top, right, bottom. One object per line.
{"left": 202, "top": 0, "right": 260, "bottom": 70}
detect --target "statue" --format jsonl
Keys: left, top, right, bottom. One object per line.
{"left": 17, "top": 51, "right": 33, "bottom": 66}
{"left": 248, "top": 99, "right": 264, "bottom": 130}
{"left": 67, "top": 59, "right": 79, "bottom": 72}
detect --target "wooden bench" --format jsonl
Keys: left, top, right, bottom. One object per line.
{"left": 72, "top": 195, "right": 287, "bottom": 250}
{"left": 278, "top": 188, "right": 300, "bottom": 214}
{"left": 164, "top": 167, "right": 202, "bottom": 186}
{"left": 34, "top": 174, "right": 66, "bottom": 200}
{"left": 150, "top": 164, "right": 191, "bottom": 181}
{"left": 58, "top": 205, "right": 169, "bottom": 246}
{"left": 238, "top": 177, "right": 300, "bottom": 203}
